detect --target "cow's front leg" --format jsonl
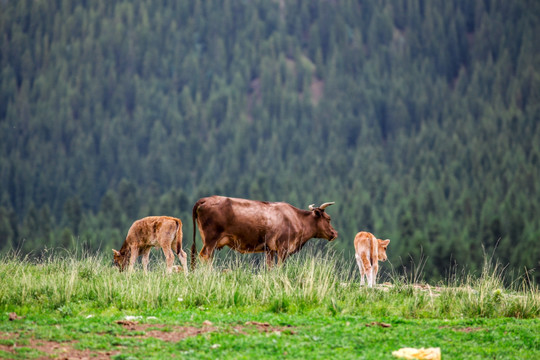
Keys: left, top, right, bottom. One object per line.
{"left": 265, "top": 250, "right": 276, "bottom": 268}
{"left": 277, "top": 249, "right": 289, "bottom": 266}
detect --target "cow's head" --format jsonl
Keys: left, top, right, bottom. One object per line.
{"left": 112, "top": 249, "right": 128, "bottom": 272}
{"left": 377, "top": 239, "right": 390, "bottom": 261}
{"left": 308, "top": 202, "right": 338, "bottom": 241}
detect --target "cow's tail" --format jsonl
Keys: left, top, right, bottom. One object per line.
{"left": 191, "top": 200, "right": 200, "bottom": 271}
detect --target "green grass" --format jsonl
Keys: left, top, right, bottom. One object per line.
{"left": 0, "top": 250, "right": 539, "bottom": 359}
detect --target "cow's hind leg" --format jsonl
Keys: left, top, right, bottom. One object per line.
{"left": 197, "top": 228, "right": 218, "bottom": 268}
{"left": 199, "top": 243, "right": 216, "bottom": 266}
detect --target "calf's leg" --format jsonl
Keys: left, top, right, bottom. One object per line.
{"left": 370, "top": 262, "right": 379, "bottom": 287}
{"left": 359, "top": 252, "right": 373, "bottom": 287}
{"left": 161, "top": 245, "right": 175, "bottom": 274}
{"left": 141, "top": 247, "right": 152, "bottom": 273}
{"left": 128, "top": 246, "right": 139, "bottom": 272}
{"left": 178, "top": 249, "right": 188, "bottom": 274}
{"left": 355, "top": 252, "right": 366, "bottom": 285}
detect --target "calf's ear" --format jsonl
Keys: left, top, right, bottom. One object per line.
{"left": 112, "top": 249, "right": 120, "bottom": 256}
{"left": 381, "top": 239, "right": 390, "bottom": 246}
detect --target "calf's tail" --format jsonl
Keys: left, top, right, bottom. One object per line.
{"left": 175, "top": 219, "right": 183, "bottom": 255}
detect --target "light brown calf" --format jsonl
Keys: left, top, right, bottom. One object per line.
{"left": 112, "top": 216, "right": 188, "bottom": 274}
{"left": 354, "top": 231, "right": 390, "bottom": 287}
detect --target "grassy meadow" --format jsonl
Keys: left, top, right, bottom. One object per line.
{"left": 1, "top": 249, "right": 539, "bottom": 359}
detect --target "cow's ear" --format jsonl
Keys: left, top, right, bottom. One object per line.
{"left": 112, "top": 249, "right": 120, "bottom": 256}
{"left": 381, "top": 239, "right": 390, "bottom": 246}
{"left": 313, "top": 208, "right": 322, "bottom": 217}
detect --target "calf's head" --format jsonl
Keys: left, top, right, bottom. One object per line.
{"left": 112, "top": 249, "right": 128, "bottom": 272}
{"left": 309, "top": 202, "right": 338, "bottom": 241}
{"left": 377, "top": 239, "right": 390, "bottom": 261}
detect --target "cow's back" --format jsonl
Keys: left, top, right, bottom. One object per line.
{"left": 194, "top": 196, "right": 302, "bottom": 251}
{"left": 196, "top": 196, "right": 290, "bottom": 229}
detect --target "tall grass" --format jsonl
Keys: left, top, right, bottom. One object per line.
{"left": 0, "top": 248, "right": 538, "bottom": 319}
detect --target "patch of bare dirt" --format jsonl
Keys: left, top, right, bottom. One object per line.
{"left": 116, "top": 321, "right": 217, "bottom": 342}
{"left": 0, "top": 332, "right": 120, "bottom": 360}
{"left": 115, "top": 320, "right": 295, "bottom": 342}
{"left": 0, "top": 320, "right": 296, "bottom": 358}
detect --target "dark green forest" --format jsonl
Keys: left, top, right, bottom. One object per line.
{"left": 1, "top": 0, "right": 539, "bottom": 282}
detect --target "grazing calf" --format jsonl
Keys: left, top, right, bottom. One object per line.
{"left": 112, "top": 216, "right": 188, "bottom": 274}
{"left": 354, "top": 231, "right": 390, "bottom": 287}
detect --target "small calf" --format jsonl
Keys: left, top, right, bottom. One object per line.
{"left": 112, "top": 216, "right": 188, "bottom": 274}
{"left": 354, "top": 231, "right": 390, "bottom": 287}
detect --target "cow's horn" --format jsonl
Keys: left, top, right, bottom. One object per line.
{"left": 308, "top": 204, "right": 315, "bottom": 211}
{"left": 319, "top": 202, "right": 335, "bottom": 210}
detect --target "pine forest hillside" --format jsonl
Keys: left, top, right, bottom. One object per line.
{"left": 1, "top": 0, "right": 539, "bottom": 282}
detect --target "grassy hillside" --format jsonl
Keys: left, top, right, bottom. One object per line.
{"left": 0, "top": 252, "right": 539, "bottom": 358}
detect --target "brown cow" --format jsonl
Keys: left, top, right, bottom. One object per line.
{"left": 354, "top": 231, "right": 390, "bottom": 287}
{"left": 191, "top": 196, "right": 338, "bottom": 269}
{"left": 112, "top": 216, "right": 188, "bottom": 274}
